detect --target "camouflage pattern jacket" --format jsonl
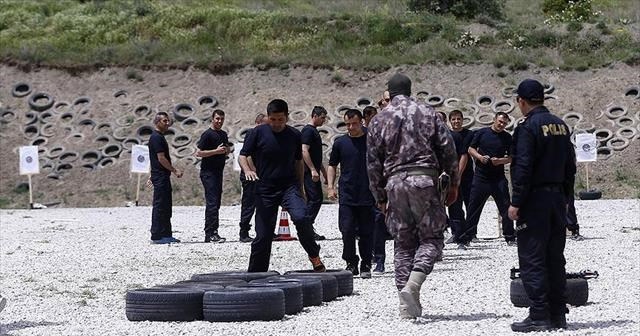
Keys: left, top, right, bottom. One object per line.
{"left": 366, "top": 95, "right": 460, "bottom": 203}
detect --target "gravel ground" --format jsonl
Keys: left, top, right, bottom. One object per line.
{"left": 0, "top": 199, "right": 638, "bottom": 336}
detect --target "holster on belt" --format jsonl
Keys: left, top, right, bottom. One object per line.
{"left": 437, "top": 172, "right": 450, "bottom": 206}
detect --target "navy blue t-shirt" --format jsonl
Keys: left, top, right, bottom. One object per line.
{"left": 301, "top": 124, "right": 323, "bottom": 172}
{"left": 329, "top": 133, "right": 375, "bottom": 206}
{"left": 451, "top": 128, "right": 474, "bottom": 182}
{"left": 197, "top": 128, "right": 229, "bottom": 172}
{"left": 148, "top": 130, "right": 171, "bottom": 175}
{"left": 469, "top": 127, "right": 512, "bottom": 181}
{"left": 240, "top": 124, "right": 302, "bottom": 188}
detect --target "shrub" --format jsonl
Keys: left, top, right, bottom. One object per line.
{"left": 407, "top": 0, "right": 505, "bottom": 20}
{"left": 543, "top": 0, "right": 598, "bottom": 23}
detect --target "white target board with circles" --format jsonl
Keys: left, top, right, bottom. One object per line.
{"left": 19, "top": 146, "right": 40, "bottom": 175}
{"left": 130, "top": 145, "right": 150, "bottom": 173}
{"left": 575, "top": 133, "right": 597, "bottom": 163}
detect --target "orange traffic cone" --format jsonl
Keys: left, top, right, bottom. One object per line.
{"left": 273, "top": 208, "right": 297, "bottom": 241}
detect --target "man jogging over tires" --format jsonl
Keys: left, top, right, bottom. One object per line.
{"left": 239, "top": 99, "right": 325, "bottom": 273}
{"left": 367, "top": 73, "right": 459, "bottom": 319}
{"left": 148, "top": 112, "right": 183, "bottom": 244}
{"left": 196, "top": 109, "right": 230, "bottom": 243}
{"left": 509, "top": 79, "right": 576, "bottom": 332}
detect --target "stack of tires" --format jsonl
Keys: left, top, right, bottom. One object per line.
{"left": 125, "top": 269, "right": 354, "bottom": 322}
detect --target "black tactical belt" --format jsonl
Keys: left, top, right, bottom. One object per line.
{"left": 390, "top": 167, "right": 438, "bottom": 178}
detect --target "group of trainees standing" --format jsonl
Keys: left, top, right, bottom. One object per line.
{"left": 145, "top": 74, "right": 578, "bottom": 331}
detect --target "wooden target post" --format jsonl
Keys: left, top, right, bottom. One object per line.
{"left": 19, "top": 146, "right": 40, "bottom": 209}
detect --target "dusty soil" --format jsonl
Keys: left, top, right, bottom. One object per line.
{"left": 0, "top": 63, "right": 638, "bottom": 208}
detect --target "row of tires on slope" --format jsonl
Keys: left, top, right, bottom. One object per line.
{"left": 126, "top": 270, "right": 353, "bottom": 322}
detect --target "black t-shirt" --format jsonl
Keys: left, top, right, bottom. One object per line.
{"left": 197, "top": 128, "right": 229, "bottom": 172}
{"left": 148, "top": 130, "right": 171, "bottom": 175}
{"left": 301, "top": 124, "right": 323, "bottom": 173}
{"left": 469, "top": 127, "right": 512, "bottom": 181}
{"left": 329, "top": 133, "right": 375, "bottom": 206}
{"left": 451, "top": 128, "right": 474, "bottom": 182}
{"left": 240, "top": 124, "right": 302, "bottom": 188}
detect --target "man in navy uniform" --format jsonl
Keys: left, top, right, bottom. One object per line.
{"left": 148, "top": 112, "right": 183, "bottom": 244}
{"left": 237, "top": 113, "right": 269, "bottom": 242}
{"left": 239, "top": 99, "right": 325, "bottom": 273}
{"left": 460, "top": 112, "right": 515, "bottom": 248}
{"left": 327, "top": 109, "right": 375, "bottom": 279}
{"left": 196, "top": 109, "right": 231, "bottom": 243}
{"left": 509, "top": 79, "right": 576, "bottom": 332}
{"left": 301, "top": 106, "right": 329, "bottom": 241}
{"left": 446, "top": 109, "right": 475, "bottom": 245}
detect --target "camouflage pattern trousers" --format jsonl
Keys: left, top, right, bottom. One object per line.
{"left": 385, "top": 173, "right": 446, "bottom": 290}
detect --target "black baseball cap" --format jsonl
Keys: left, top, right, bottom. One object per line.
{"left": 516, "top": 79, "right": 544, "bottom": 102}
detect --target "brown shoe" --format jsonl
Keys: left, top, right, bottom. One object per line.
{"left": 309, "top": 256, "right": 326, "bottom": 272}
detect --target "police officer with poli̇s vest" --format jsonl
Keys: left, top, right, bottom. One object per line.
{"left": 508, "top": 79, "right": 576, "bottom": 332}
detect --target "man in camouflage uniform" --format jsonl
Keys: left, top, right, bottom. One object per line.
{"left": 367, "top": 73, "right": 459, "bottom": 319}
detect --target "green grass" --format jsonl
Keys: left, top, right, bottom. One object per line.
{"left": 0, "top": 0, "right": 638, "bottom": 71}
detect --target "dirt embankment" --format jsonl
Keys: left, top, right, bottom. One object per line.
{"left": 0, "top": 63, "right": 638, "bottom": 208}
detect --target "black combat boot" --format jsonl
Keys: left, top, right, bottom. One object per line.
{"left": 511, "top": 316, "right": 551, "bottom": 332}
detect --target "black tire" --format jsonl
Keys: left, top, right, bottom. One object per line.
{"left": 356, "top": 97, "right": 373, "bottom": 108}
{"left": 132, "top": 105, "right": 153, "bottom": 118}
{"left": 31, "top": 136, "right": 48, "bottom": 147}
{"left": 605, "top": 105, "right": 627, "bottom": 119}
{"left": 72, "top": 96, "right": 92, "bottom": 111}
{"left": 252, "top": 276, "right": 323, "bottom": 307}
{"left": 171, "top": 134, "right": 192, "bottom": 148}
{"left": 126, "top": 287, "right": 204, "bottom": 321}
{"left": 24, "top": 111, "right": 39, "bottom": 125}
{"left": 58, "top": 151, "right": 79, "bottom": 163}
{"left": 47, "top": 146, "right": 65, "bottom": 159}
{"left": 289, "top": 110, "right": 308, "bottom": 122}
{"left": 94, "top": 122, "right": 114, "bottom": 135}
{"left": 23, "top": 125, "right": 40, "bottom": 139}
{"left": 510, "top": 278, "right": 588, "bottom": 307}
{"left": 578, "top": 189, "right": 602, "bottom": 200}
{"left": 229, "top": 282, "right": 303, "bottom": 315}
{"left": 77, "top": 119, "right": 97, "bottom": 131}
{"left": 476, "top": 95, "right": 494, "bottom": 108}
{"left": 122, "top": 137, "right": 142, "bottom": 150}
{"left": 191, "top": 271, "right": 279, "bottom": 282}
{"left": 425, "top": 95, "right": 444, "bottom": 107}
{"left": 173, "top": 103, "right": 195, "bottom": 122}
{"left": 98, "top": 157, "right": 116, "bottom": 168}
{"left": 38, "top": 111, "right": 55, "bottom": 124}
{"left": 156, "top": 283, "right": 225, "bottom": 292}
{"left": 40, "top": 124, "right": 56, "bottom": 137}
{"left": 136, "top": 125, "right": 155, "bottom": 141}
{"left": 202, "top": 288, "right": 285, "bottom": 322}
{"left": 282, "top": 273, "right": 339, "bottom": 302}
{"left": 28, "top": 92, "right": 55, "bottom": 112}
{"left": 174, "top": 279, "right": 246, "bottom": 288}
{"left": 197, "top": 95, "right": 219, "bottom": 108}
{"left": 12, "top": 83, "right": 32, "bottom": 98}
{"left": 101, "top": 143, "right": 122, "bottom": 158}
{"left": 285, "top": 269, "right": 353, "bottom": 297}
{"left": 0, "top": 109, "right": 17, "bottom": 124}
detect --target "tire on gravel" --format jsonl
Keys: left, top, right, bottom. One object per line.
{"left": 197, "top": 95, "right": 219, "bottom": 109}
{"left": 624, "top": 86, "right": 639, "bottom": 99}
{"left": 491, "top": 100, "right": 515, "bottom": 114}
{"left": 510, "top": 278, "right": 588, "bottom": 307}
{"left": 191, "top": 271, "right": 280, "bottom": 282}
{"left": 173, "top": 279, "right": 246, "bottom": 288}
{"left": 578, "top": 189, "right": 602, "bottom": 200}
{"left": 23, "top": 125, "right": 40, "bottom": 139}
{"left": 282, "top": 273, "right": 339, "bottom": 302}
{"left": 173, "top": 103, "right": 195, "bottom": 122}
{"left": 24, "top": 112, "right": 39, "bottom": 125}
{"left": 0, "top": 110, "right": 17, "bottom": 124}
{"left": 252, "top": 276, "right": 323, "bottom": 307}
{"left": 102, "top": 143, "right": 123, "bottom": 158}
{"left": 289, "top": 110, "right": 308, "bottom": 122}
{"left": 12, "top": 83, "right": 32, "bottom": 98}
{"left": 596, "top": 146, "right": 613, "bottom": 161}
{"left": 122, "top": 137, "right": 142, "bottom": 150}
{"left": 126, "top": 287, "right": 204, "bottom": 321}
{"left": 475, "top": 112, "right": 495, "bottom": 125}
{"left": 285, "top": 269, "right": 352, "bottom": 297}
{"left": 47, "top": 146, "right": 65, "bottom": 159}
{"left": 606, "top": 137, "right": 630, "bottom": 151}
{"left": 202, "top": 288, "right": 285, "bottom": 322}
{"left": 356, "top": 97, "right": 373, "bottom": 108}
{"left": 604, "top": 105, "right": 627, "bottom": 119}
{"left": 80, "top": 150, "right": 102, "bottom": 165}
{"left": 615, "top": 126, "right": 638, "bottom": 140}
{"left": 476, "top": 95, "right": 494, "bottom": 108}
{"left": 38, "top": 111, "right": 55, "bottom": 124}
{"left": 594, "top": 129, "right": 613, "bottom": 145}
{"left": 132, "top": 105, "right": 153, "bottom": 118}
{"left": 425, "top": 95, "right": 444, "bottom": 107}
{"left": 229, "top": 282, "right": 303, "bottom": 315}
{"left": 94, "top": 122, "right": 114, "bottom": 135}
{"left": 136, "top": 125, "right": 155, "bottom": 141}
{"left": 28, "top": 92, "right": 55, "bottom": 112}
{"left": 171, "top": 134, "right": 192, "bottom": 148}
